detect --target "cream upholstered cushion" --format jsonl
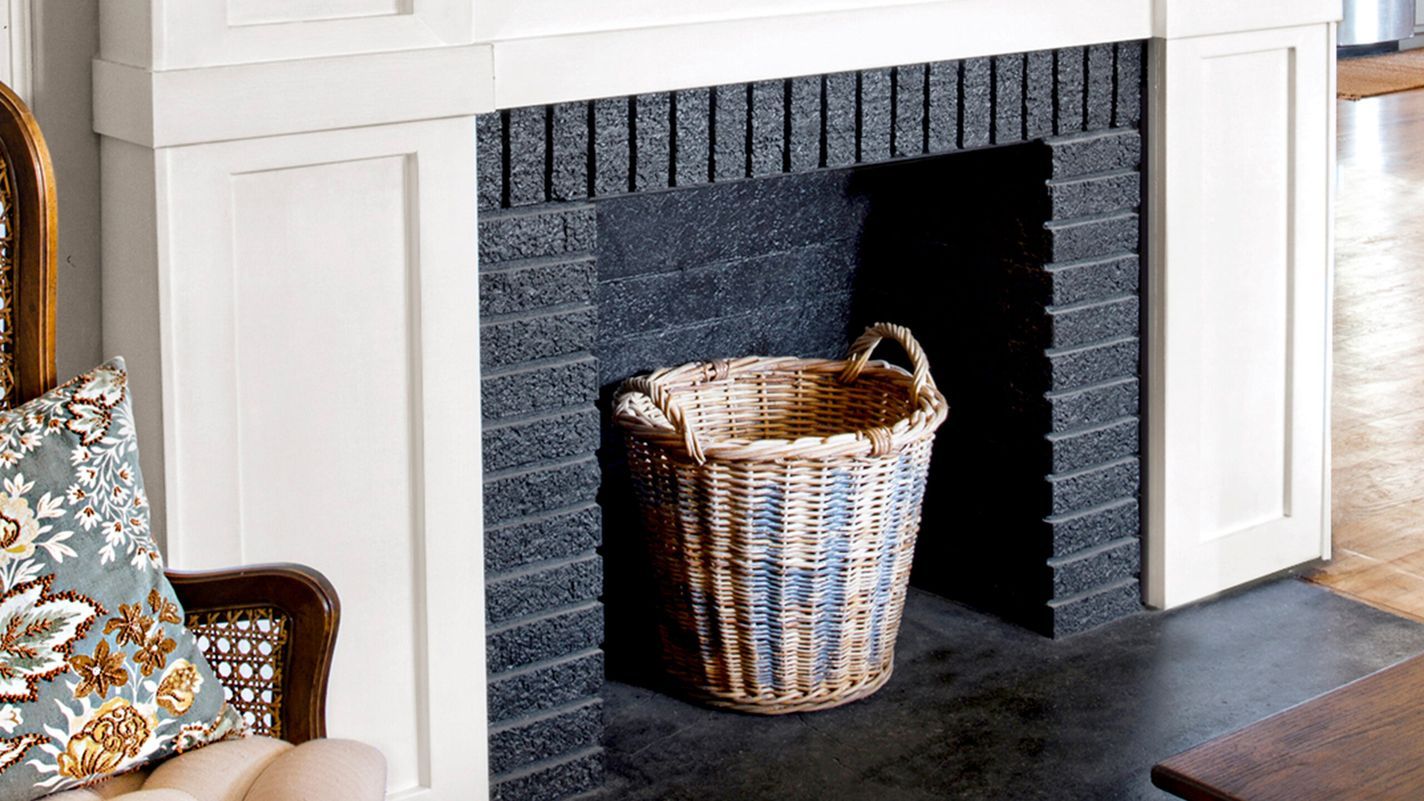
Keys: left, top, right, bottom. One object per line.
{"left": 38, "top": 738, "right": 383, "bottom": 801}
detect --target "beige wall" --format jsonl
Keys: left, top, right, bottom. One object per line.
{"left": 31, "top": 0, "right": 102, "bottom": 380}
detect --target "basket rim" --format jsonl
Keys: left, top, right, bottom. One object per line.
{"left": 613, "top": 354, "right": 949, "bottom": 463}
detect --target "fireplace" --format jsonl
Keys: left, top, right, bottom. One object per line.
{"left": 480, "top": 42, "right": 1145, "bottom": 799}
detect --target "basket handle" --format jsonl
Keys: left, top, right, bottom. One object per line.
{"left": 622, "top": 375, "right": 708, "bottom": 465}
{"left": 840, "top": 322, "right": 939, "bottom": 405}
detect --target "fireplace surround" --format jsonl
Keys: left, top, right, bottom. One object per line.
{"left": 480, "top": 42, "right": 1145, "bottom": 799}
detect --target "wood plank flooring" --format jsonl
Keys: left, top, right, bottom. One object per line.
{"left": 1307, "top": 90, "right": 1424, "bottom": 620}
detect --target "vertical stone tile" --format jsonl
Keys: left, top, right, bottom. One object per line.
{"left": 713, "top": 84, "right": 749, "bottom": 182}
{"left": 825, "top": 71, "right": 857, "bottom": 168}
{"left": 592, "top": 97, "right": 630, "bottom": 197}
{"left": 507, "top": 105, "right": 546, "bottom": 207}
{"left": 994, "top": 54, "right": 1024, "bottom": 145}
{"left": 962, "top": 57, "right": 993, "bottom": 149}
{"left": 634, "top": 93, "right": 671, "bottom": 192}
{"left": 1087, "top": 43, "right": 1115, "bottom": 130}
{"left": 1026, "top": 50, "right": 1056, "bottom": 141}
{"left": 550, "top": 101, "right": 589, "bottom": 202}
{"left": 674, "top": 87, "right": 711, "bottom": 188}
{"left": 750, "top": 80, "right": 786, "bottom": 177}
{"left": 1115, "top": 41, "right": 1144, "bottom": 128}
{"left": 927, "top": 60, "right": 960, "bottom": 154}
{"left": 859, "top": 68, "right": 892, "bottom": 163}
{"left": 476, "top": 112, "right": 504, "bottom": 211}
{"left": 894, "top": 64, "right": 927, "bottom": 158}
{"left": 1056, "top": 47, "right": 1086, "bottom": 135}
{"left": 788, "top": 76, "right": 822, "bottom": 172}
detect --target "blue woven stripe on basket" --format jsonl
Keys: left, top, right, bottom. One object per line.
{"left": 815, "top": 470, "right": 855, "bottom": 683}
{"left": 868, "top": 455, "right": 918, "bottom": 664}
{"left": 749, "top": 481, "right": 785, "bottom": 690}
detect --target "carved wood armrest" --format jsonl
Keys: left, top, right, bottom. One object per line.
{"left": 166, "top": 563, "right": 341, "bottom": 745}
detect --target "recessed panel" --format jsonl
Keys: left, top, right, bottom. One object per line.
{"left": 228, "top": 0, "right": 409, "bottom": 27}
{"left": 1196, "top": 48, "right": 1292, "bottom": 541}
{"left": 230, "top": 156, "right": 422, "bottom": 793}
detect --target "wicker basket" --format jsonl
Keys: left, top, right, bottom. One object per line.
{"left": 613, "top": 323, "right": 949, "bottom": 714}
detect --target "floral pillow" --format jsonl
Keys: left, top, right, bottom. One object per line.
{"left": 0, "top": 358, "right": 243, "bottom": 799}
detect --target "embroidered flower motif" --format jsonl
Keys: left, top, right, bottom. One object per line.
{"left": 68, "top": 640, "right": 128, "bottom": 700}
{"left": 0, "top": 577, "right": 103, "bottom": 702}
{"left": 147, "top": 590, "right": 180, "bottom": 626}
{"left": 0, "top": 704, "right": 21, "bottom": 734}
{"left": 102, "top": 604, "right": 151, "bottom": 648}
{"left": 155, "top": 660, "right": 201, "bottom": 716}
{"left": 56, "top": 698, "right": 152, "bottom": 780}
{"left": 65, "top": 403, "right": 113, "bottom": 448}
{"left": 134, "top": 630, "right": 175, "bottom": 678}
{"left": 0, "top": 494, "right": 41, "bottom": 566}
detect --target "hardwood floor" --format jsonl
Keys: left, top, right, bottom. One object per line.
{"left": 1307, "top": 89, "right": 1424, "bottom": 621}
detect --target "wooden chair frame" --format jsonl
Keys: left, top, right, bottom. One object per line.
{"left": 0, "top": 81, "right": 339, "bottom": 745}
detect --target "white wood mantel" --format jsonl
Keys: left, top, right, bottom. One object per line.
{"left": 94, "top": 0, "right": 1340, "bottom": 798}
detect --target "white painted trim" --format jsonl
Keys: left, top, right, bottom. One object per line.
{"left": 93, "top": 44, "right": 494, "bottom": 148}
{"left": 1153, "top": 0, "right": 1341, "bottom": 39}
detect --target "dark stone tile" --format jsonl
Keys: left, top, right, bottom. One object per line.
{"left": 1047, "top": 416, "right": 1140, "bottom": 474}
{"left": 483, "top": 457, "right": 601, "bottom": 527}
{"left": 594, "top": 97, "right": 631, "bottom": 197}
{"left": 635, "top": 93, "right": 671, "bottom": 193}
{"left": 486, "top": 602, "right": 603, "bottom": 674}
{"left": 480, "top": 306, "right": 596, "bottom": 371}
{"left": 1049, "top": 539, "right": 1141, "bottom": 599}
{"left": 483, "top": 406, "right": 601, "bottom": 474}
{"left": 962, "top": 57, "right": 992, "bottom": 148}
{"left": 1049, "top": 170, "right": 1141, "bottom": 219}
{"left": 1048, "top": 457, "right": 1139, "bottom": 516}
{"left": 551, "top": 102, "right": 590, "bottom": 202}
{"left": 789, "top": 76, "right": 823, "bottom": 172}
{"left": 1115, "top": 41, "right": 1144, "bottom": 128}
{"left": 713, "top": 84, "right": 749, "bottom": 182}
{"left": 860, "top": 68, "right": 893, "bottom": 163}
{"left": 1047, "top": 377, "right": 1139, "bottom": 431}
{"left": 481, "top": 357, "right": 599, "bottom": 422}
{"left": 508, "top": 106, "right": 547, "bottom": 208}
{"left": 1048, "top": 498, "right": 1140, "bottom": 557}
{"left": 825, "top": 72, "right": 858, "bottom": 168}
{"left": 597, "top": 581, "right": 1424, "bottom": 800}
{"left": 1047, "top": 213, "right": 1139, "bottom": 263}
{"left": 893, "top": 65, "right": 926, "bottom": 158}
{"left": 1049, "top": 295, "right": 1139, "bottom": 349}
{"left": 674, "top": 88, "right": 711, "bottom": 188}
{"left": 1048, "top": 338, "right": 1138, "bottom": 392}
{"left": 1056, "top": 47, "right": 1086, "bottom": 135}
{"left": 1086, "top": 44, "right": 1115, "bottom": 130}
{"left": 927, "top": 61, "right": 959, "bottom": 154}
{"left": 479, "top": 205, "right": 596, "bottom": 265}
{"left": 477, "top": 112, "right": 504, "bottom": 211}
{"left": 493, "top": 749, "right": 605, "bottom": 801}
{"left": 1049, "top": 577, "right": 1142, "bottom": 637}
{"left": 487, "top": 555, "right": 604, "bottom": 625}
{"left": 485, "top": 504, "right": 602, "bottom": 574}
{"left": 479, "top": 256, "right": 596, "bottom": 317}
{"left": 489, "top": 651, "right": 606, "bottom": 723}
{"left": 489, "top": 701, "right": 603, "bottom": 775}
{"left": 1048, "top": 255, "right": 1139, "bottom": 306}
{"left": 1026, "top": 50, "right": 1055, "bottom": 141}
{"left": 1048, "top": 129, "right": 1141, "bottom": 178}
{"left": 751, "top": 80, "right": 786, "bottom": 178}
{"left": 994, "top": 53, "right": 1024, "bottom": 145}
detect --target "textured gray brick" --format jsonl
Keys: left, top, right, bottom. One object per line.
{"left": 962, "top": 57, "right": 992, "bottom": 149}
{"left": 1049, "top": 296, "right": 1139, "bottom": 349}
{"left": 1049, "top": 255, "right": 1139, "bottom": 307}
{"left": 487, "top": 603, "right": 603, "bottom": 674}
{"left": 1115, "top": 41, "right": 1143, "bottom": 128}
{"left": 713, "top": 84, "right": 749, "bottom": 182}
{"left": 484, "top": 458, "right": 600, "bottom": 527}
{"left": 593, "top": 97, "right": 630, "bottom": 197}
{"left": 994, "top": 54, "right": 1024, "bottom": 145}
{"left": 750, "top": 80, "right": 786, "bottom": 178}
{"left": 487, "top": 555, "right": 603, "bottom": 624}
{"left": 674, "top": 88, "right": 711, "bottom": 187}
{"left": 1050, "top": 539, "right": 1141, "bottom": 600}
{"left": 485, "top": 505, "right": 602, "bottom": 574}
{"left": 479, "top": 205, "right": 596, "bottom": 265}
{"left": 489, "top": 701, "right": 602, "bottom": 775}
{"left": 483, "top": 407, "right": 601, "bottom": 474}
{"left": 479, "top": 256, "right": 596, "bottom": 317}
{"left": 1047, "top": 417, "right": 1140, "bottom": 474}
{"left": 1026, "top": 50, "right": 1055, "bottom": 140}
{"left": 490, "top": 748, "right": 604, "bottom": 801}
{"left": 481, "top": 357, "right": 598, "bottom": 422}
{"left": 927, "top": 61, "right": 959, "bottom": 153}
{"left": 550, "top": 102, "right": 589, "bottom": 202}
{"left": 1056, "top": 47, "right": 1085, "bottom": 135}
{"left": 860, "top": 68, "right": 892, "bottom": 162}
{"left": 481, "top": 306, "right": 596, "bottom": 371}
{"left": 634, "top": 93, "right": 671, "bottom": 193}
{"left": 489, "top": 651, "right": 604, "bottom": 723}
{"left": 789, "top": 76, "right": 822, "bottom": 172}
{"left": 1086, "top": 44, "right": 1115, "bottom": 130}
{"left": 1048, "top": 578, "right": 1142, "bottom": 637}
{"left": 1048, "top": 130, "right": 1141, "bottom": 177}
{"left": 1049, "top": 171, "right": 1140, "bottom": 219}
{"left": 1048, "top": 377, "right": 1139, "bottom": 431}
{"left": 1049, "top": 458, "right": 1140, "bottom": 516}
{"left": 476, "top": 113, "right": 504, "bottom": 211}
{"left": 1049, "top": 498, "right": 1140, "bottom": 557}
{"left": 1047, "top": 213, "right": 1139, "bottom": 263}
{"left": 1049, "top": 338, "right": 1139, "bottom": 391}
{"left": 894, "top": 65, "right": 926, "bottom": 158}
{"left": 825, "top": 72, "right": 857, "bottom": 168}
{"left": 508, "top": 106, "right": 547, "bottom": 208}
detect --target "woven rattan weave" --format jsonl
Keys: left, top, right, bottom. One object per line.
{"left": 614, "top": 323, "right": 949, "bottom": 713}
{"left": 187, "top": 607, "right": 291, "bottom": 737}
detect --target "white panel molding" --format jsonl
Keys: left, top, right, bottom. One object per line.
{"left": 2, "top": 0, "right": 32, "bottom": 101}
{"left": 1145, "top": 23, "right": 1333, "bottom": 608}
{"left": 1153, "top": 0, "right": 1342, "bottom": 39}
{"left": 93, "top": 44, "right": 494, "bottom": 148}
{"left": 153, "top": 118, "right": 485, "bottom": 799}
